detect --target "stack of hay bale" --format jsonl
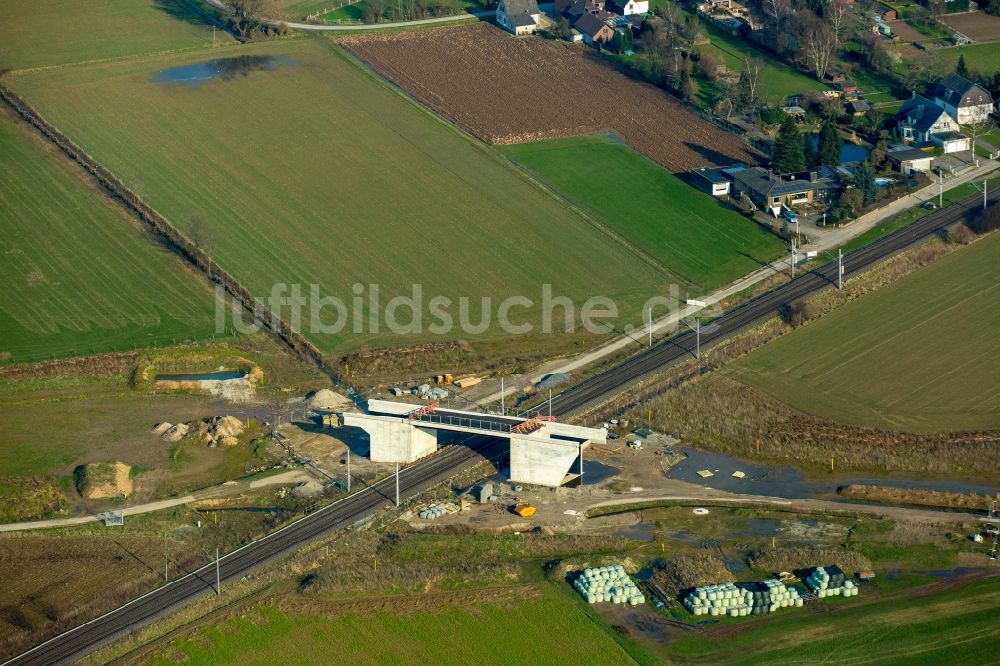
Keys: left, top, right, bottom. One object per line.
{"left": 574, "top": 566, "right": 645, "bottom": 606}
{"left": 805, "top": 565, "right": 858, "bottom": 597}
{"left": 684, "top": 579, "right": 803, "bottom": 617}
{"left": 683, "top": 583, "right": 751, "bottom": 617}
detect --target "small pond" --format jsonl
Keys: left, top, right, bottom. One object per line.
{"left": 151, "top": 55, "right": 294, "bottom": 86}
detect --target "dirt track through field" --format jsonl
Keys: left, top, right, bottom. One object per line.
{"left": 340, "top": 24, "right": 762, "bottom": 172}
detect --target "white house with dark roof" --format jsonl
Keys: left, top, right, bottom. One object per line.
{"left": 497, "top": 0, "right": 541, "bottom": 34}
{"left": 932, "top": 72, "right": 994, "bottom": 125}
{"left": 896, "top": 94, "right": 960, "bottom": 144}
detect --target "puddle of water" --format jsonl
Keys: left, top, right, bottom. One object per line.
{"left": 155, "top": 371, "right": 246, "bottom": 381}
{"left": 583, "top": 460, "right": 620, "bottom": 485}
{"left": 668, "top": 447, "right": 999, "bottom": 500}
{"left": 151, "top": 55, "right": 294, "bottom": 86}
{"left": 613, "top": 522, "right": 655, "bottom": 542}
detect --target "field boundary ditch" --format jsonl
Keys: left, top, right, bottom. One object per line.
{"left": 0, "top": 84, "right": 336, "bottom": 379}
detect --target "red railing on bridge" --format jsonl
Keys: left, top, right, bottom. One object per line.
{"left": 407, "top": 402, "right": 439, "bottom": 420}
{"left": 510, "top": 415, "right": 557, "bottom": 434}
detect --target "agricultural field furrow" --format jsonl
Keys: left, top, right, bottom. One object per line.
{"left": 340, "top": 24, "right": 761, "bottom": 173}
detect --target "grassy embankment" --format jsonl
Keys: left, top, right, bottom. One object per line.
{"left": 10, "top": 38, "right": 666, "bottom": 356}
{"left": 502, "top": 135, "right": 785, "bottom": 293}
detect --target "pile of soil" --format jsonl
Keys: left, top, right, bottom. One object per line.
{"left": 74, "top": 462, "right": 132, "bottom": 500}
{"left": 200, "top": 415, "right": 246, "bottom": 447}
{"left": 158, "top": 423, "right": 190, "bottom": 442}
{"left": 306, "top": 389, "right": 351, "bottom": 410}
{"left": 292, "top": 480, "right": 325, "bottom": 498}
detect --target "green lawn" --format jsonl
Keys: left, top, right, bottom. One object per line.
{"left": 694, "top": 19, "right": 829, "bottom": 106}
{"left": 11, "top": 39, "right": 665, "bottom": 354}
{"left": 0, "top": 0, "right": 233, "bottom": 71}
{"left": 939, "top": 43, "right": 1000, "bottom": 74}
{"left": 148, "top": 587, "right": 634, "bottom": 665}
{"left": 667, "top": 576, "right": 1000, "bottom": 664}
{"left": 0, "top": 109, "right": 222, "bottom": 364}
{"left": 501, "top": 135, "right": 785, "bottom": 292}
{"left": 728, "top": 231, "right": 1000, "bottom": 432}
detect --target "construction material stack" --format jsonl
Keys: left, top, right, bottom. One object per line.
{"left": 684, "top": 579, "right": 803, "bottom": 617}
{"left": 683, "top": 583, "right": 750, "bottom": 617}
{"left": 805, "top": 565, "right": 858, "bottom": 597}
{"left": 574, "top": 566, "right": 645, "bottom": 606}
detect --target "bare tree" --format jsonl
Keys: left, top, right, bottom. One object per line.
{"left": 962, "top": 117, "right": 996, "bottom": 165}
{"left": 739, "top": 56, "right": 765, "bottom": 109}
{"left": 763, "top": 0, "right": 793, "bottom": 31}
{"left": 825, "top": 0, "right": 849, "bottom": 48}
{"left": 224, "top": 0, "right": 266, "bottom": 40}
{"left": 364, "top": 0, "right": 388, "bottom": 22}
{"left": 799, "top": 14, "right": 837, "bottom": 79}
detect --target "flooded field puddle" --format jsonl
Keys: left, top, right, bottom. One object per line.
{"left": 613, "top": 522, "right": 655, "bottom": 542}
{"left": 582, "top": 460, "right": 620, "bottom": 485}
{"left": 151, "top": 55, "right": 294, "bottom": 86}
{"left": 668, "top": 447, "right": 999, "bottom": 500}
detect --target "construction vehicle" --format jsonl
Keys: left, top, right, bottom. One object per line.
{"left": 513, "top": 503, "right": 536, "bottom": 518}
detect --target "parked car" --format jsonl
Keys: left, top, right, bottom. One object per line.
{"left": 921, "top": 201, "right": 937, "bottom": 210}
{"left": 782, "top": 208, "right": 799, "bottom": 223}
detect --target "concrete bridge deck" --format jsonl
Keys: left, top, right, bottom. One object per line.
{"left": 341, "top": 400, "right": 607, "bottom": 487}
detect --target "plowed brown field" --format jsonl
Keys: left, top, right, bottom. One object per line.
{"left": 340, "top": 24, "right": 762, "bottom": 172}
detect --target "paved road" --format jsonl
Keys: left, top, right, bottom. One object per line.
{"left": 5, "top": 188, "right": 995, "bottom": 665}
{"left": 204, "top": 0, "right": 492, "bottom": 31}
{"left": 0, "top": 471, "right": 310, "bottom": 533}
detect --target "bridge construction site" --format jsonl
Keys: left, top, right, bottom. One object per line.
{"left": 340, "top": 400, "right": 607, "bottom": 487}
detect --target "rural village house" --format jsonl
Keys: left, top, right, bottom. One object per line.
{"left": 728, "top": 166, "right": 842, "bottom": 213}
{"left": 557, "top": 0, "right": 644, "bottom": 47}
{"left": 497, "top": 0, "right": 541, "bottom": 34}
{"left": 932, "top": 72, "right": 995, "bottom": 125}
{"left": 895, "top": 94, "right": 962, "bottom": 147}
{"left": 606, "top": 0, "right": 648, "bottom": 15}
{"left": 575, "top": 11, "right": 618, "bottom": 45}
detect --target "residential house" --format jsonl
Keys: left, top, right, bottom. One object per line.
{"left": 846, "top": 99, "right": 871, "bottom": 116}
{"left": 896, "top": 94, "right": 960, "bottom": 143}
{"left": 932, "top": 72, "right": 995, "bottom": 124}
{"left": 497, "top": 0, "right": 541, "bottom": 35}
{"left": 729, "top": 167, "right": 841, "bottom": 213}
{"left": 606, "top": 0, "right": 648, "bottom": 14}
{"left": 564, "top": 0, "right": 604, "bottom": 20}
{"left": 575, "top": 12, "right": 616, "bottom": 46}
{"left": 690, "top": 167, "right": 732, "bottom": 196}
{"left": 886, "top": 145, "right": 934, "bottom": 174}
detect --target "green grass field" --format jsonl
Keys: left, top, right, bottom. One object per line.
{"left": 0, "top": 0, "right": 233, "bottom": 71}
{"left": 694, "top": 19, "right": 829, "bottom": 106}
{"left": 501, "top": 136, "right": 785, "bottom": 292}
{"left": 148, "top": 587, "right": 634, "bottom": 665}
{"left": 667, "top": 576, "right": 1000, "bottom": 664}
{"left": 943, "top": 43, "right": 1000, "bottom": 73}
{"left": 0, "top": 109, "right": 221, "bottom": 364}
{"left": 729, "top": 231, "right": 1000, "bottom": 432}
{"left": 11, "top": 39, "right": 665, "bottom": 354}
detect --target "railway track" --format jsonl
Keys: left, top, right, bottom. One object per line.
{"left": 541, "top": 188, "right": 998, "bottom": 419}
{"left": 5, "top": 188, "right": 994, "bottom": 665}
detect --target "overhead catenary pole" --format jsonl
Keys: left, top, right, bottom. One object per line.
{"left": 346, "top": 448, "right": 351, "bottom": 493}
{"left": 647, "top": 307, "right": 652, "bottom": 348}
{"left": 215, "top": 547, "right": 220, "bottom": 595}
{"left": 501, "top": 376, "right": 505, "bottom": 416}
{"left": 838, "top": 249, "right": 843, "bottom": 290}
{"left": 395, "top": 463, "right": 400, "bottom": 507}
{"left": 548, "top": 389, "right": 552, "bottom": 417}
{"left": 790, "top": 238, "right": 796, "bottom": 278}
{"left": 939, "top": 169, "right": 943, "bottom": 208}
{"left": 164, "top": 532, "right": 169, "bottom": 583}
{"left": 696, "top": 318, "right": 701, "bottom": 360}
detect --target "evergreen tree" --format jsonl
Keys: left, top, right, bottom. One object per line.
{"left": 622, "top": 27, "right": 634, "bottom": 53}
{"left": 612, "top": 30, "right": 625, "bottom": 54}
{"left": 679, "top": 67, "right": 693, "bottom": 100}
{"left": 804, "top": 133, "right": 820, "bottom": 169}
{"left": 956, "top": 53, "right": 970, "bottom": 79}
{"left": 854, "top": 160, "right": 878, "bottom": 206}
{"left": 817, "top": 120, "right": 841, "bottom": 169}
{"left": 772, "top": 116, "right": 806, "bottom": 174}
